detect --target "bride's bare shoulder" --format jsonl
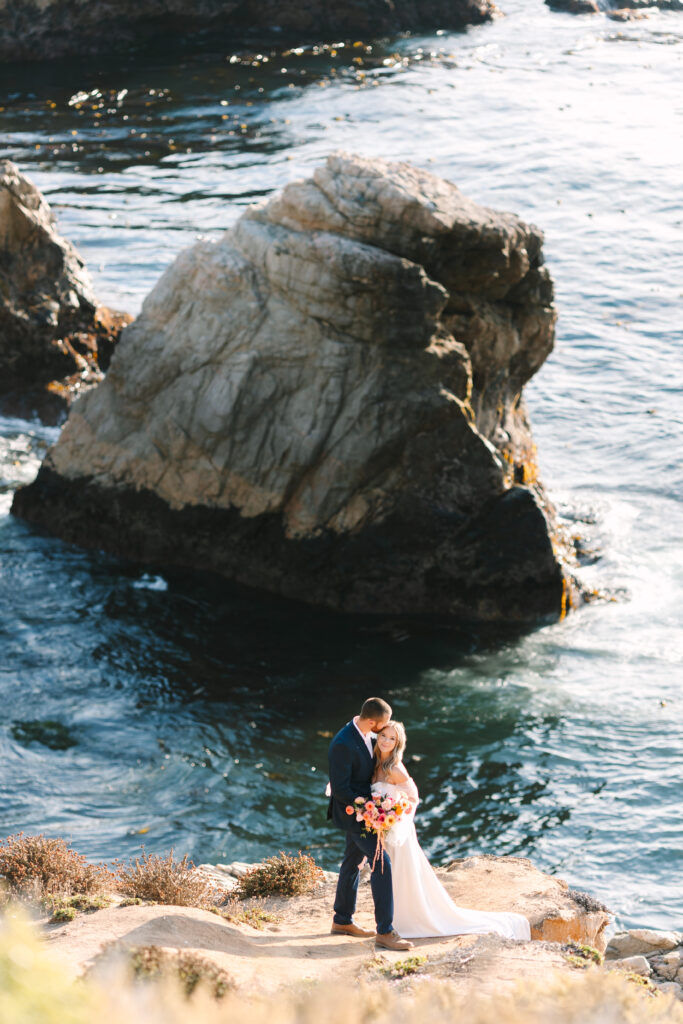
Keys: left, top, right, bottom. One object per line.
{"left": 386, "top": 762, "right": 410, "bottom": 784}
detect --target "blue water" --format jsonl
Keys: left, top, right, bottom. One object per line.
{"left": 1, "top": 0, "right": 682, "bottom": 929}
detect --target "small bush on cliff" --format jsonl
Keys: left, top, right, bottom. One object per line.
{"left": 235, "top": 851, "right": 323, "bottom": 899}
{"left": 46, "top": 893, "right": 113, "bottom": 923}
{"left": 0, "top": 833, "right": 111, "bottom": 898}
{"left": 126, "top": 944, "right": 234, "bottom": 999}
{"left": 113, "top": 848, "right": 223, "bottom": 907}
{"left": 214, "top": 896, "right": 281, "bottom": 930}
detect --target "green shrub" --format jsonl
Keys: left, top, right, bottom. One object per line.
{"left": 46, "top": 894, "right": 113, "bottom": 922}
{"left": 50, "top": 905, "right": 77, "bottom": 923}
{"left": 563, "top": 943, "right": 604, "bottom": 966}
{"left": 381, "top": 955, "right": 427, "bottom": 979}
{"left": 126, "top": 944, "right": 233, "bottom": 999}
{"left": 217, "top": 897, "right": 281, "bottom": 930}
{"left": 0, "top": 833, "right": 111, "bottom": 899}
{"left": 235, "top": 852, "right": 323, "bottom": 899}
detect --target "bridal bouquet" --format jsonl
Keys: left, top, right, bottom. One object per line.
{"left": 345, "top": 792, "right": 412, "bottom": 870}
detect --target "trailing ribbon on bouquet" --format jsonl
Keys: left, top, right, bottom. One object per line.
{"left": 345, "top": 792, "right": 413, "bottom": 871}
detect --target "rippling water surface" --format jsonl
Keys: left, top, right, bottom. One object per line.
{"left": 1, "top": 1, "right": 682, "bottom": 929}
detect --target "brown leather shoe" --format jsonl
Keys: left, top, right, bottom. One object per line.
{"left": 375, "top": 929, "right": 414, "bottom": 951}
{"left": 330, "top": 921, "right": 375, "bottom": 938}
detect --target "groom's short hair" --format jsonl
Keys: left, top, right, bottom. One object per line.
{"left": 359, "top": 697, "right": 392, "bottom": 721}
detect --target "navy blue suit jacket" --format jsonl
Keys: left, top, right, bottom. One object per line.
{"left": 327, "top": 721, "right": 375, "bottom": 833}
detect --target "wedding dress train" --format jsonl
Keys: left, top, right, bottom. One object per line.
{"left": 372, "top": 780, "right": 531, "bottom": 940}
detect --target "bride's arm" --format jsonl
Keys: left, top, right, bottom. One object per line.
{"left": 386, "top": 763, "right": 419, "bottom": 806}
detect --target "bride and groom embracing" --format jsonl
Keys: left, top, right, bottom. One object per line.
{"left": 327, "top": 697, "right": 531, "bottom": 950}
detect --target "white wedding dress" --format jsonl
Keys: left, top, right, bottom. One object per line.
{"left": 372, "top": 780, "right": 531, "bottom": 940}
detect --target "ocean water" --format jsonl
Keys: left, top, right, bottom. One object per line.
{"left": 1, "top": 0, "right": 682, "bottom": 929}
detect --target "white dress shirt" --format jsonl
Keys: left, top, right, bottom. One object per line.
{"left": 353, "top": 716, "right": 375, "bottom": 757}
{"left": 325, "top": 717, "right": 376, "bottom": 797}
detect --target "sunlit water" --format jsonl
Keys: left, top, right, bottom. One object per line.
{"left": 1, "top": 0, "right": 682, "bottom": 929}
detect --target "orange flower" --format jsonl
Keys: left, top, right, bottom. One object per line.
{"left": 345, "top": 805, "right": 354, "bottom": 815}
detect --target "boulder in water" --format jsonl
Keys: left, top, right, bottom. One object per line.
{"left": 13, "top": 153, "right": 579, "bottom": 626}
{"left": 0, "top": 161, "right": 130, "bottom": 423}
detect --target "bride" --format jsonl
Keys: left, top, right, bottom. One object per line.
{"left": 372, "top": 721, "right": 531, "bottom": 940}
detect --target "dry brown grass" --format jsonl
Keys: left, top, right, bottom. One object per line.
{"left": 235, "top": 852, "right": 323, "bottom": 899}
{"left": 3, "top": 908, "right": 683, "bottom": 1024}
{"left": 0, "top": 833, "right": 112, "bottom": 899}
{"left": 113, "top": 848, "right": 225, "bottom": 908}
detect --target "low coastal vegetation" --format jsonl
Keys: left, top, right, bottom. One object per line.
{"left": 113, "top": 848, "right": 223, "bottom": 908}
{"left": 0, "top": 833, "right": 112, "bottom": 901}
{"left": 0, "top": 832, "right": 318, "bottom": 926}
{"left": 3, "top": 833, "right": 683, "bottom": 1021}
{"left": 121, "top": 944, "right": 234, "bottom": 999}
{"left": 234, "top": 852, "right": 324, "bottom": 899}
{"left": 0, "top": 834, "right": 226, "bottom": 915}
{"left": 2, "top": 910, "right": 683, "bottom": 1024}
{"left": 214, "top": 897, "right": 281, "bottom": 930}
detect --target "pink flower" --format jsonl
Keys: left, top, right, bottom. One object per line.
{"left": 356, "top": 813, "right": 363, "bottom": 822}
{"left": 382, "top": 798, "right": 393, "bottom": 811}
{"left": 365, "top": 801, "right": 375, "bottom": 811}
{"left": 354, "top": 796, "right": 365, "bottom": 804}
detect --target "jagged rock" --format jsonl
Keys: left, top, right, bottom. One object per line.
{"left": 605, "top": 955, "right": 652, "bottom": 977}
{"left": 0, "top": 160, "right": 130, "bottom": 423}
{"left": 650, "top": 950, "right": 683, "bottom": 981}
{"left": 606, "top": 929, "right": 682, "bottom": 960}
{"left": 0, "top": 0, "right": 498, "bottom": 62}
{"left": 654, "top": 981, "right": 683, "bottom": 1000}
{"left": 13, "top": 153, "right": 578, "bottom": 625}
{"left": 443, "top": 854, "right": 610, "bottom": 951}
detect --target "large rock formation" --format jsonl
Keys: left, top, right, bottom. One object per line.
{"left": 13, "top": 153, "right": 578, "bottom": 625}
{"left": 0, "top": 0, "right": 497, "bottom": 62}
{"left": 0, "top": 161, "right": 130, "bottom": 422}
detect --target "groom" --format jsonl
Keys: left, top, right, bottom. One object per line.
{"left": 327, "top": 696, "right": 413, "bottom": 951}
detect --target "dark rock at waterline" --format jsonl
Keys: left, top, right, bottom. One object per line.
{"left": 12, "top": 153, "right": 580, "bottom": 626}
{"left": 13, "top": 469, "right": 568, "bottom": 625}
{"left": 0, "top": 161, "right": 131, "bottom": 422}
{"left": 545, "top": 0, "right": 598, "bottom": 12}
{"left": 546, "top": 0, "right": 682, "bottom": 13}
{"left": 10, "top": 719, "right": 77, "bottom": 750}
{"left": 0, "top": 0, "right": 497, "bottom": 62}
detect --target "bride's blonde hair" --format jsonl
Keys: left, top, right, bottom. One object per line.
{"left": 374, "top": 720, "right": 407, "bottom": 777}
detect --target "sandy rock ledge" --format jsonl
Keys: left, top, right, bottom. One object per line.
{"left": 39, "top": 854, "right": 610, "bottom": 994}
